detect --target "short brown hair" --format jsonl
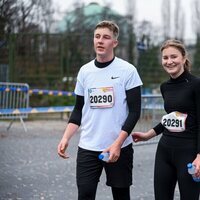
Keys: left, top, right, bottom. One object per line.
{"left": 95, "top": 20, "right": 119, "bottom": 39}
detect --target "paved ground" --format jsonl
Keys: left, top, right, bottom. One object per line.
{"left": 0, "top": 119, "right": 180, "bottom": 200}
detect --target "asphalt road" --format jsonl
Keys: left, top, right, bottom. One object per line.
{"left": 0, "top": 120, "right": 180, "bottom": 200}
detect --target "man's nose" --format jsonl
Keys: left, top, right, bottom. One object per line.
{"left": 97, "top": 37, "right": 103, "bottom": 43}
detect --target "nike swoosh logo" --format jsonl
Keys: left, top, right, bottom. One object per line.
{"left": 111, "top": 76, "right": 119, "bottom": 79}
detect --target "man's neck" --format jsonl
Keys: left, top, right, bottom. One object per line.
{"left": 96, "top": 54, "right": 114, "bottom": 63}
{"left": 95, "top": 57, "right": 115, "bottom": 68}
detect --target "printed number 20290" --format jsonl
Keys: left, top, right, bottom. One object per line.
{"left": 90, "top": 95, "right": 112, "bottom": 104}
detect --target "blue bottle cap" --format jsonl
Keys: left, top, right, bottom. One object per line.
{"left": 98, "top": 154, "right": 104, "bottom": 160}
{"left": 187, "top": 163, "right": 192, "bottom": 168}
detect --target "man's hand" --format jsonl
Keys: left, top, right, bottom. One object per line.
{"left": 57, "top": 138, "right": 69, "bottom": 159}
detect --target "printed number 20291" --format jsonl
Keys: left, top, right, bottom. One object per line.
{"left": 163, "top": 118, "right": 183, "bottom": 127}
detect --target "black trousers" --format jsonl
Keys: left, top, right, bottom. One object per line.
{"left": 76, "top": 144, "right": 133, "bottom": 200}
{"left": 77, "top": 184, "right": 130, "bottom": 200}
{"left": 154, "top": 135, "right": 200, "bottom": 200}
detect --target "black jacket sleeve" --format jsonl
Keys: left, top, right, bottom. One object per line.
{"left": 68, "top": 95, "right": 84, "bottom": 126}
{"left": 121, "top": 86, "right": 141, "bottom": 135}
{"left": 153, "top": 123, "right": 165, "bottom": 135}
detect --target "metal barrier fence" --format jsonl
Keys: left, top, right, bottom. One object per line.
{"left": 0, "top": 82, "right": 29, "bottom": 132}
{"left": 0, "top": 83, "right": 165, "bottom": 146}
{"left": 133, "top": 94, "right": 164, "bottom": 146}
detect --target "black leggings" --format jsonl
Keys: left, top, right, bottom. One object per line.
{"left": 78, "top": 183, "right": 130, "bottom": 200}
{"left": 154, "top": 135, "right": 200, "bottom": 200}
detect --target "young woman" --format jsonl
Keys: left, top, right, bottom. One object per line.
{"left": 133, "top": 39, "right": 200, "bottom": 200}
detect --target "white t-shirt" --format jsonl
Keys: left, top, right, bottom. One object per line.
{"left": 75, "top": 57, "right": 143, "bottom": 151}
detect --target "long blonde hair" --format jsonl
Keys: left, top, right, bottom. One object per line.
{"left": 160, "top": 39, "right": 191, "bottom": 72}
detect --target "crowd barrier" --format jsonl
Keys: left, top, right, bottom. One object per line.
{"left": 0, "top": 82, "right": 74, "bottom": 132}
{"left": 0, "top": 106, "right": 73, "bottom": 115}
{"left": 0, "top": 82, "right": 29, "bottom": 132}
{"left": 0, "top": 82, "right": 164, "bottom": 146}
{"left": 134, "top": 94, "right": 164, "bottom": 146}
{"left": 29, "top": 89, "right": 75, "bottom": 96}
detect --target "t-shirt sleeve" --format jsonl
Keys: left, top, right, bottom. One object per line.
{"left": 74, "top": 68, "right": 84, "bottom": 96}
{"left": 125, "top": 66, "right": 143, "bottom": 90}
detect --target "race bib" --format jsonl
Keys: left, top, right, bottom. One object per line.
{"left": 88, "top": 87, "right": 114, "bottom": 108}
{"left": 161, "top": 111, "right": 187, "bottom": 132}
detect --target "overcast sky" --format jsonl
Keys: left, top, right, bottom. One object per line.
{"left": 53, "top": 0, "right": 196, "bottom": 42}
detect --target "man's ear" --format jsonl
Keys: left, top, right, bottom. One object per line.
{"left": 113, "top": 40, "right": 118, "bottom": 48}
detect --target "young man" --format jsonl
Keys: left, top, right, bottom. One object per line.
{"left": 57, "top": 20, "right": 143, "bottom": 200}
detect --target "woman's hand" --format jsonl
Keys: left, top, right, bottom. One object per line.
{"left": 192, "top": 154, "right": 200, "bottom": 178}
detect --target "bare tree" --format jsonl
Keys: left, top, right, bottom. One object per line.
{"left": 174, "top": 0, "right": 185, "bottom": 40}
{"left": 161, "top": 0, "right": 185, "bottom": 41}
{"left": 14, "top": 0, "right": 41, "bottom": 33}
{"left": 36, "top": 0, "right": 55, "bottom": 33}
{"left": 136, "top": 20, "right": 154, "bottom": 48}
{"left": 0, "top": 0, "right": 18, "bottom": 35}
{"left": 0, "top": 0, "right": 55, "bottom": 34}
{"left": 192, "top": 0, "right": 200, "bottom": 37}
{"left": 125, "top": 0, "right": 136, "bottom": 26}
{"left": 124, "top": 0, "right": 136, "bottom": 64}
{"left": 161, "top": 0, "right": 171, "bottom": 39}
{"left": 192, "top": 0, "right": 200, "bottom": 75}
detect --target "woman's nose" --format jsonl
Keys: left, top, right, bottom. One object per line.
{"left": 167, "top": 58, "right": 173, "bottom": 64}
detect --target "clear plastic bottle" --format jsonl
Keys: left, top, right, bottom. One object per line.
{"left": 98, "top": 152, "right": 110, "bottom": 162}
{"left": 187, "top": 163, "right": 200, "bottom": 182}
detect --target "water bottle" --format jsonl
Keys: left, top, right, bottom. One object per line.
{"left": 187, "top": 163, "right": 200, "bottom": 182}
{"left": 98, "top": 152, "right": 110, "bottom": 162}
